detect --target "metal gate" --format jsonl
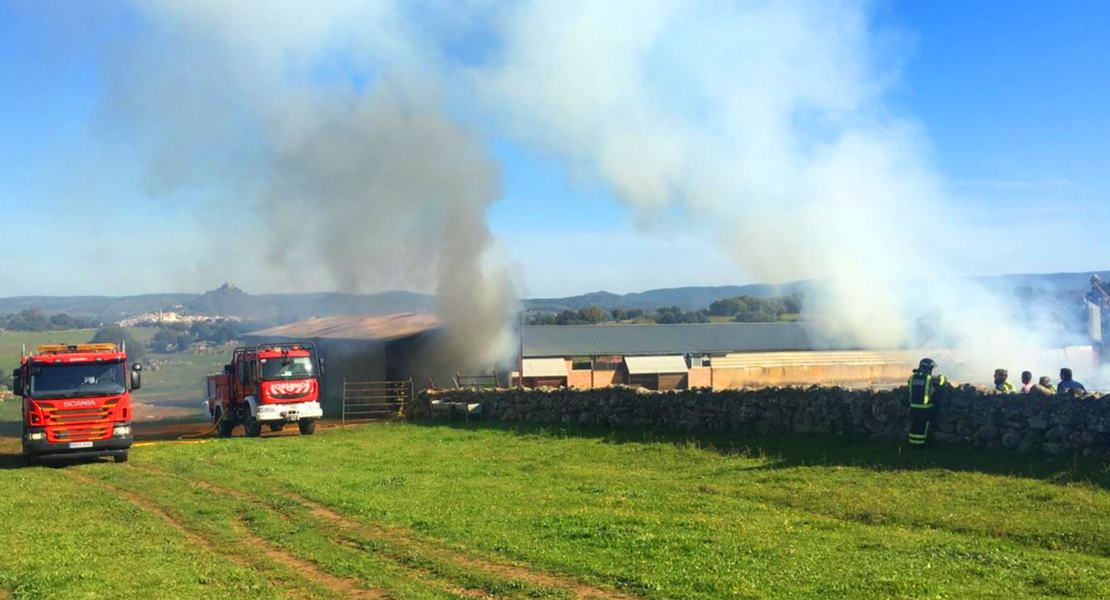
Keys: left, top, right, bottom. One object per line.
{"left": 342, "top": 379, "right": 413, "bottom": 423}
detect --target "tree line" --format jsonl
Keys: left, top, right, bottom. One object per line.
{"left": 82, "top": 319, "right": 258, "bottom": 362}
{"left": 147, "top": 320, "right": 249, "bottom": 353}
{"left": 0, "top": 308, "right": 101, "bottom": 332}
{"left": 527, "top": 307, "right": 647, "bottom": 326}
{"left": 708, "top": 295, "right": 801, "bottom": 322}
{"left": 527, "top": 294, "right": 803, "bottom": 326}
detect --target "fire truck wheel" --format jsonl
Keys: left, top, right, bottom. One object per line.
{"left": 298, "top": 420, "right": 316, "bottom": 435}
{"left": 268, "top": 423, "right": 284, "bottom": 432}
{"left": 114, "top": 451, "right": 129, "bottom": 463}
{"left": 218, "top": 416, "right": 234, "bottom": 438}
{"left": 244, "top": 411, "right": 262, "bottom": 438}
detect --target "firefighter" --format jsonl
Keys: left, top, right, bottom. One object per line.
{"left": 993, "top": 368, "right": 1015, "bottom": 393}
{"left": 908, "top": 358, "right": 948, "bottom": 447}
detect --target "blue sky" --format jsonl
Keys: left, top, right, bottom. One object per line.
{"left": 1, "top": 1, "right": 1108, "bottom": 298}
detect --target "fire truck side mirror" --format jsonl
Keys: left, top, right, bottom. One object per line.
{"left": 224, "top": 364, "right": 233, "bottom": 375}
{"left": 11, "top": 369, "right": 22, "bottom": 397}
{"left": 131, "top": 363, "right": 142, "bottom": 391}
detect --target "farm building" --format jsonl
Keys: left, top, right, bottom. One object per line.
{"left": 517, "top": 323, "right": 924, "bottom": 390}
{"left": 517, "top": 323, "right": 1101, "bottom": 390}
{"left": 244, "top": 313, "right": 461, "bottom": 414}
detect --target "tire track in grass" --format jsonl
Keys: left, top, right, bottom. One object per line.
{"left": 64, "top": 470, "right": 383, "bottom": 600}
{"left": 129, "top": 465, "right": 502, "bottom": 599}
{"left": 285, "top": 489, "right": 642, "bottom": 600}
{"left": 132, "top": 465, "right": 641, "bottom": 600}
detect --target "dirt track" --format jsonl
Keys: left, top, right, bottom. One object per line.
{"left": 119, "top": 462, "right": 644, "bottom": 600}
{"left": 130, "top": 417, "right": 354, "bottom": 442}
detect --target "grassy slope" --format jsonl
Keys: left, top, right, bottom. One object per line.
{"left": 136, "top": 354, "right": 230, "bottom": 401}
{"left": 0, "top": 330, "right": 94, "bottom": 374}
{"left": 3, "top": 423, "right": 1110, "bottom": 599}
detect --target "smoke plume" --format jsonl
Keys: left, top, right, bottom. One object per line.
{"left": 474, "top": 0, "right": 1098, "bottom": 384}
{"left": 95, "top": 0, "right": 1098, "bottom": 384}
{"left": 101, "top": 0, "right": 517, "bottom": 367}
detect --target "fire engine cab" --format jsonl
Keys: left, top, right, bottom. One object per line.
{"left": 206, "top": 342, "right": 324, "bottom": 437}
{"left": 12, "top": 343, "right": 140, "bottom": 465}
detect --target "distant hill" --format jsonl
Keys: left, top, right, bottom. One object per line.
{"left": 525, "top": 282, "right": 813, "bottom": 313}
{"left": 0, "top": 270, "right": 1104, "bottom": 321}
{"left": 974, "top": 271, "right": 1110, "bottom": 293}
{"left": 0, "top": 287, "right": 435, "bottom": 321}
{"left": 184, "top": 283, "right": 276, "bottom": 319}
{"left": 0, "top": 294, "right": 196, "bottom": 318}
{"left": 523, "top": 271, "right": 1110, "bottom": 314}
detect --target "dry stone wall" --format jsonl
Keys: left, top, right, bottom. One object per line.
{"left": 412, "top": 386, "right": 1110, "bottom": 459}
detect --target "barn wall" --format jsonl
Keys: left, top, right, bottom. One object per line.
{"left": 315, "top": 340, "right": 387, "bottom": 415}
{"left": 591, "top": 368, "right": 623, "bottom": 387}
{"left": 568, "top": 366, "right": 592, "bottom": 389}
{"left": 710, "top": 362, "right": 913, "bottom": 390}
{"left": 385, "top": 331, "right": 463, "bottom": 391}
{"left": 688, "top": 367, "right": 712, "bottom": 389}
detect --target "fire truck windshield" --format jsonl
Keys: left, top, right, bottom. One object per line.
{"left": 30, "top": 361, "right": 126, "bottom": 398}
{"left": 260, "top": 356, "right": 314, "bottom": 380}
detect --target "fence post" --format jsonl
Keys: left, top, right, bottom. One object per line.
{"left": 342, "top": 378, "right": 347, "bottom": 426}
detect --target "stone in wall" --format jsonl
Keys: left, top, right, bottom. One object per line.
{"left": 411, "top": 385, "right": 1110, "bottom": 459}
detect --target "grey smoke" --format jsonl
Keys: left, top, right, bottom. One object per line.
{"left": 100, "top": 1, "right": 517, "bottom": 368}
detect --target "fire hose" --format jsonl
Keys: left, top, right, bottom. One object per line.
{"left": 177, "top": 407, "right": 226, "bottom": 440}
{"left": 131, "top": 406, "right": 224, "bottom": 447}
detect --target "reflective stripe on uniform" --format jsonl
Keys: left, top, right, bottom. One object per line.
{"left": 909, "top": 373, "right": 946, "bottom": 407}
{"left": 908, "top": 423, "right": 930, "bottom": 445}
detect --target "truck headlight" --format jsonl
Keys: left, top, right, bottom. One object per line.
{"left": 26, "top": 431, "right": 45, "bottom": 442}
{"left": 113, "top": 425, "right": 132, "bottom": 437}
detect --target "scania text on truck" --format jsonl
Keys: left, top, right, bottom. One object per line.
{"left": 12, "top": 343, "right": 141, "bottom": 465}
{"left": 206, "top": 342, "right": 324, "bottom": 437}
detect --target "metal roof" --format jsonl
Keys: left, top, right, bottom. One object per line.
{"left": 522, "top": 358, "right": 569, "bottom": 377}
{"left": 522, "top": 322, "right": 815, "bottom": 357}
{"left": 247, "top": 313, "right": 441, "bottom": 342}
{"left": 624, "top": 355, "right": 689, "bottom": 375}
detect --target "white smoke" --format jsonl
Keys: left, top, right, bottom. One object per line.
{"left": 89, "top": 0, "right": 1097, "bottom": 384}
{"left": 474, "top": 0, "right": 1098, "bottom": 386}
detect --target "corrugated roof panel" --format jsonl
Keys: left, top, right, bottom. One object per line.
{"left": 522, "top": 358, "right": 568, "bottom": 377}
{"left": 247, "top": 313, "right": 441, "bottom": 342}
{"left": 522, "top": 323, "right": 815, "bottom": 357}
{"left": 625, "top": 355, "right": 689, "bottom": 374}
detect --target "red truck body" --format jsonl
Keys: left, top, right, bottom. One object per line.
{"left": 206, "top": 342, "right": 324, "bottom": 437}
{"left": 12, "top": 343, "right": 140, "bottom": 464}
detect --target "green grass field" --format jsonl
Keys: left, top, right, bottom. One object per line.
{"left": 2, "top": 422, "right": 1110, "bottom": 599}
{"left": 0, "top": 329, "right": 95, "bottom": 373}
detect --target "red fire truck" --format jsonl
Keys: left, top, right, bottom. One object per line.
{"left": 12, "top": 343, "right": 141, "bottom": 465}
{"left": 206, "top": 342, "right": 324, "bottom": 437}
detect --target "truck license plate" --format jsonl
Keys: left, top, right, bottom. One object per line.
{"left": 68, "top": 441, "right": 94, "bottom": 449}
